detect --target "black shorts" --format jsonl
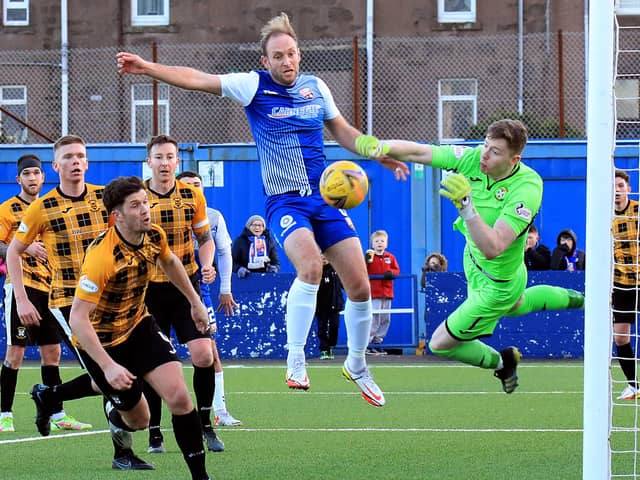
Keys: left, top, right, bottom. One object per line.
{"left": 145, "top": 275, "right": 208, "bottom": 344}
{"left": 612, "top": 284, "right": 640, "bottom": 324}
{"left": 79, "top": 315, "right": 179, "bottom": 411}
{"left": 3, "top": 283, "right": 64, "bottom": 347}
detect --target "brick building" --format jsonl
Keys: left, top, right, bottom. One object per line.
{"left": 0, "top": 1, "right": 635, "bottom": 143}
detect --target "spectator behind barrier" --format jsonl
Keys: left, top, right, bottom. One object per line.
{"left": 232, "top": 214, "right": 280, "bottom": 278}
{"left": 366, "top": 230, "right": 400, "bottom": 355}
{"left": 524, "top": 225, "right": 551, "bottom": 271}
{"left": 420, "top": 252, "right": 448, "bottom": 288}
{"left": 550, "top": 229, "right": 585, "bottom": 271}
{"left": 315, "top": 255, "right": 345, "bottom": 360}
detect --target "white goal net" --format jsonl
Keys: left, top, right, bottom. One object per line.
{"left": 610, "top": 13, "right": 640, "bottom": 478}
{"left": 585, "top": 3, "right": 640, "bottom": 478}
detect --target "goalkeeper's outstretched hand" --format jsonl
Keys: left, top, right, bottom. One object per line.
{"left": 439, "top": 173, "right": 477, "bottom": 220}
{"left": 355, "top": 135, "right": 410, "bottom": 181}
{"left": 355, "top": 134, "right": 389, "bottom": 159}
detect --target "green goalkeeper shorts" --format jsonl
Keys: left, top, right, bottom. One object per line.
{"left": 445, "top": 253, "right": 527, "bottom": 341}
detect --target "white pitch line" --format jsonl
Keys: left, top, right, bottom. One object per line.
{"left": 0, "top": 426, "right": 583, "bottom": 446}
{"left": 17, "top": 363, "right": 585, "bottom": 370}
{"left": 12, "top": 390, "right": 583, "bottom": 397}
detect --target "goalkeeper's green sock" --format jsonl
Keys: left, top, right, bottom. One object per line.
{"left": 430, "top": 340, "right": 501, "bottom": 369}
{"left": 507, "top": 285, "right": 584, "bottom": 317}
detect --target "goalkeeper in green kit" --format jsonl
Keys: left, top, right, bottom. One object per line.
{"left": 356, "top": 119, "right": 584, "bottom": 394}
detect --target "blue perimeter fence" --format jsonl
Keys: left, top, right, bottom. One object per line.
{"left": 0, "top": 138, "right": 613, "bottom": 360}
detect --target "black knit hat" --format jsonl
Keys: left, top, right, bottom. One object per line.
{"left": 17, "top": 154, "right": 42, "bottom": 175}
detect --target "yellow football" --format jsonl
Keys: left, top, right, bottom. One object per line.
{"left": 319, "top": 160, "right": 369, "bottom": 209}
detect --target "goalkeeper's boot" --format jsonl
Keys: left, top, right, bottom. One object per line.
{"left": 0, "top": 414, "right": 15, "bottom": 432}
{"left": 286, "top": 353, "right": 310, "bottom": 390}
{"left": 494, "top": 346, "right": 522, "bottom": 394}
{"left": 567, "top": 289, "right": 585, "bottom": 309}
{"left": 617, "top": 385, "right": 639, "bottom": 400}
{"left": 342, "top": 361, "right": 385, "bottom": 407}
{"left": 51, "top": 412, "right": 93, "bottom": 431}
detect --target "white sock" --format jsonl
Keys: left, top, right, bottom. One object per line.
{"left": 213, "top": 371, "right": 226, "bottom": 414}
{"left": 286, "top": 278, "right": 319, "bottom": 368}
{"left": 345, "top": 298, "right": 372, "bottom": 373}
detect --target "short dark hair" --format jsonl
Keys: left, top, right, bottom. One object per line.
{"left": 103, "top": 176, "right": 145, "bottom": 214}
{"left": 53, "top": 134, "right": 86, "bottom": 152}
{"left": 528, "top": 224, "right": 538, "bottom": 235}
{"left": 146, "top": 134, "right": 178, "bottom": 156}
{"left": 176, "top": 170, "right": 202, "bottom": 181}
{"left": 487, "top": 119, "right": 528, "bottom": 156}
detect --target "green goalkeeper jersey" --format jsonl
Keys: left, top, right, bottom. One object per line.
{"left": 431, "top": 144, "right": 543, "bottom": 280}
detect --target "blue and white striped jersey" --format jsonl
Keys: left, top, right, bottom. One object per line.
{"left": 220, "top": 70, "right": 340, "bottom": 196}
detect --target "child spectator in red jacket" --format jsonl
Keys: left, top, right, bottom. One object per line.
{"left": 365, "top": 230, "right": 400, "bottom": 355}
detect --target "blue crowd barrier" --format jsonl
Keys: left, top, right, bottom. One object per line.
{"left": 0, "top": 273, "right": 321, "bottom": 361}
{"left": 423, "top": 270, "right": 586, "bottom": 358}
{"left": 0, "top": 270, "right": 585, "bottom": 360}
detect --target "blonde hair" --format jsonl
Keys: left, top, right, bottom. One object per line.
{"left": 370, "top": 230, "right": 388, "bottom": 243}
{"left": 260, "top": 12, "right": 298, "bottom": 55}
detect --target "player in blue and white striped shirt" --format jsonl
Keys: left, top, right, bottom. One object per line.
{"left": 117, "top": 12, "right": 409, "bottom": 408}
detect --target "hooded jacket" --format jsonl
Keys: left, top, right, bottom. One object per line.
{"left": 550, "top": 229, "right": 585, "bottom": 271}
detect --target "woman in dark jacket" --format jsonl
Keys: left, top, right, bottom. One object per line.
{"left": 232, "top": 214, "right": 280, "bottom": 278}
{"left": 550, "top": 228, "right": 586, "bottom": 271}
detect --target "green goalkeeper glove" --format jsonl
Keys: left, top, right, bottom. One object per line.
{"left": 439, "top": 173, "right": 477, "bottom": 220}
{"left": 355, "top": 135, "right": 389, "bottom": 159}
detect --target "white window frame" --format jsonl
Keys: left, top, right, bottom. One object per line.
{"left": 437, "top": 0, "right": 476, "bottom": 23}
{"left": 3, "top": 0, "right": 29, "bottom": 26}
{"left": 130, "top": 84, "right": 170, "bottom": 143}
{"left": 131, "top": 0, "right": 169, "bottom": 26}
{"left": 438, "top": 79, "right": 477, "bottom": 143}
{"left": 0, "top": 85, "right": 27, "bottom": 142}
{"left": 615, "top": 79, "right": 639, "bottom": 119}
{"left": 616, "top": 0, "right": 640, "bottom": 15}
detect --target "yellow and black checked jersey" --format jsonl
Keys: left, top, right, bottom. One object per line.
{"left": 613, "top": 198, "right": 640, "bottom": 286}
{"left": 75, "top": 224, "right": 172, "bottom": 348}
{"left": 0, "top": 195, "right": 51, "bottom": 292}
{"left": 144, "top": 179, "right": 209, "bottom": 282}
{"left": 14, "top": 184, "right": 109, "bottom": 308}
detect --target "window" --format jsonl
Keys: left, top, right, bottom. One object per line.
{"left": 0, "top": 85, "right": 27, "bottom": 143}
{"left": 3, "top": 0, "right": 29, "bottom": 26}
{"left": 131, "top": 84, "right": 170, "bottom": 143}
{"left": 437, "top": 0, "right": 476, "bottom": 23}
{"left": 615, "top": 79, "right": 639, "bottom": 118}
{"left": 438, "top": 79, "right": 477, "bottom": 142}
{"left": 132, "top": 0, "right": 169, "bottom": 26}
{"left": 616, "top": 0, "right": 640, "bottom": 15}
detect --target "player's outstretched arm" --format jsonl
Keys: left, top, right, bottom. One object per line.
{"left": 116, "top": 51, "right": 222, "bottom": 95}
{"left": 356, "top": 134, "right": 435, "bottom": 167}
{"left": 325, "top": 116, "right": 410, "bottom": 180}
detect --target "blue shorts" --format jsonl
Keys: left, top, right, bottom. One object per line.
{"left": 265, "top": 190, "right": 358, "bottom": 251}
